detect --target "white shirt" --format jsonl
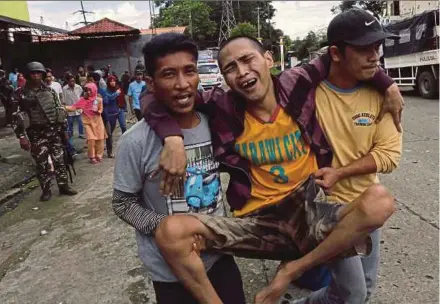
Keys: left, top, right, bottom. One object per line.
{"left": 50, "top": 81, "right": 63, "bottom": 95}
{"left": 62, "top": 84, "right": 83, "bottom": 116}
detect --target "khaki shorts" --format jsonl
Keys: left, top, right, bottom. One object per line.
{"left": 194, "top": 177, "right": 369, "bottom": 261}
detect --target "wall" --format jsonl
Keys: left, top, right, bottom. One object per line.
{"left": 400, "top": 1, "right": 439, "bottom": 16}
{"left": 0, "top": 1, "right": 30, "bottom": 21}
{"left": 389, "top": 1, "right": 439, "bottom": 17}
{"left": 0, "top": 34, "right": 152, "bottom": 78}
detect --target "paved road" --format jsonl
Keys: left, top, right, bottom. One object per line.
{"left": 0, "top": 93, "right": 437, "bottom": 304}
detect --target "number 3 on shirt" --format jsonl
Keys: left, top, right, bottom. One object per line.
{"left": 270, "top": 165, "right": 289, "bottom": 184}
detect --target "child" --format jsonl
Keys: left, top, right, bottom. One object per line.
{"left": 65, "top": 83, "right": 107, "bottom": 163}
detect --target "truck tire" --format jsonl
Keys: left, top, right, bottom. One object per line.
{"left": 417, "top": 70, "right": 437, "bottom": 99}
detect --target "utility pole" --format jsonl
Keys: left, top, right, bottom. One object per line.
{"left": 237, "top": 1, "right": 241, "bottom": 22}
{"left": 149, "top": 0, "right": 157, "bottom": 35}
{"left": 73, "top": 1, "right": 94, "bottom": 27}
{"left": 218, "top": 1, "right": 236, "bottom": 46}
{"left": 80, "top": 1, "right": 88, "bottom": 25}
{"left": 189, "top": 8, "right": 193, "bottom": 39}
{"left": 257, "top": 7, "right": 262, "bottom": 43}
{"left": 280, "top": 36, "right": 285, "bottom": 71}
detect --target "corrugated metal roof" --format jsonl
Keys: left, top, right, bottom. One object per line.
{"left": 69, "top": 17, "right": 140, "bottom": 36}
{"left": 0, "top": 14, "right": 67, "bottom": 33}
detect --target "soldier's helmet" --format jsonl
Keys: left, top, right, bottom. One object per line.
{"left": 26, "top": 61, "right": 46, "bottom": 74}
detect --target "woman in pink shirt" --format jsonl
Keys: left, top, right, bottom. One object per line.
{"left": 65, "top": 83, "right": 107, "bottom": 163}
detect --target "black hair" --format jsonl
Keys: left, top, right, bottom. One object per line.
{"left": 328, "top": 42, "right": 347, "bottom": 60}
{"left": 66, "top": 74, "right": 76, "bottom": 81}
{"left": 142, "top": 33, "right": 198, "bottom": 77}
{"left": 87, "top": 65, "right": 95, "bottom": 72}
{"left": 88, "top": 72, "right": 100, "bottom": 83}
{"left": 218, "top": 35, "right": 266, "bottom": 67}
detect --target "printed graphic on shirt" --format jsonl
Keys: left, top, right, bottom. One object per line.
{"left": 352, "top": 112, "right": 376, "bottom": 126}
{"left": 235, "top": 129, "right": 309, "bottom": 168}
{"left": 166, "top": 141, "right": 224, "bottom": 215}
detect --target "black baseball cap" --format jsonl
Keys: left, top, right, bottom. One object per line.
{"left": 327, "top": 8, "right": 400, "bottom": 46}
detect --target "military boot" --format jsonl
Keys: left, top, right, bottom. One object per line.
{"left": 59, "top": 184, "right": 78, "bottom": 196}
{"left": 40, "top": 189, "right": 52, "bottom": 202}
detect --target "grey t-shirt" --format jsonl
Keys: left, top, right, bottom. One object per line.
{"left": 113, "top": 113, "right": 226, "bottom": 282}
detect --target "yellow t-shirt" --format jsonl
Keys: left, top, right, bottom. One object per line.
{"left": 315, "top": 80, "right": 402, "bottom": 203}
{"left": 234, "top": 106, "right": 318, "bottom": 216}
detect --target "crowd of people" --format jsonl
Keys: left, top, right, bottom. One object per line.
{"left": 0, "top": 7, "right": 407, "bottom": 304}
{"left": 0, "top": 60, "right": 149, "bottom": 200}
{"left": 1, "top": 61, "right": 148, "bottom": 156}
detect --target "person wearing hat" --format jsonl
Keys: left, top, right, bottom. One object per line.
{"left": 11, "top": 61, "right": 78, "bottom": 201}
{"left": 127, "top": 70, "right": 146, "bottom": 121}
{"left": 283, "top": 8, "right": 402, "bottom": 304}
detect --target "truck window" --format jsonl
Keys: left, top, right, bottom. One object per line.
{"left": 198, "top": 65, "right": 220, "bottom": 74}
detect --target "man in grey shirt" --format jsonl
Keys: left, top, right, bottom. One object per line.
{"left": 63, "top": 74, "right": 85, "bottom": 141}
{"left": 112, "top": 33, "right": 245, "bottom": 304}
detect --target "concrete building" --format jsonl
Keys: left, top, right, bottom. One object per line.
{"left": 387, "top": 1, "right": 439, "bottom": 19}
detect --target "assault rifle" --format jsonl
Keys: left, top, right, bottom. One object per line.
{"left": 61, "top": 126, "right": 76, "bottom": 183}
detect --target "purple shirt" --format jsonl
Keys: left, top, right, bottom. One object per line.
{"left": 142, "top": 54, "right": 393, "bottom": 211}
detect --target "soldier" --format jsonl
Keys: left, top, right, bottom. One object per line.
{"left": 0, "top": 69, "right": 14, "bottom": 126}
{"left": 11, "top": 61, "right": 77, "bottom": 201}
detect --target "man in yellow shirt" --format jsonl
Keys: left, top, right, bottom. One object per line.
{"left": 292, "top": 8, "right": 402, "bottom": 304}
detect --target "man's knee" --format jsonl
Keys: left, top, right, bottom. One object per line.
{"left": 155, "top": 215, "right": 204, "bottom": 247}
{"left": 359, "top": 184, "right": 396, "bottom": 228}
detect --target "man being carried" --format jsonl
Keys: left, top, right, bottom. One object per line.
{"left": 112, "top": 33, "right": 246, "bottom": 304}
{"left": 143, "top": 12, "right": 403, "bottom": 304}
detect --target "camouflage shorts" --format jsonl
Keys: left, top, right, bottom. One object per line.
{"left": 193, "top": 177, "right": 357, "bottom": 261}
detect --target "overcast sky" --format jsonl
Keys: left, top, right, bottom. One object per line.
{"left": 28, "top": 1, "right": 340, "bottom": 39}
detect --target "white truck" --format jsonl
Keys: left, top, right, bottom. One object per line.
{"left": 383, "top": 9, "right": 439, "bottom": 98}
{"left": 197, "top": 59, "right": 223, "bottom": 91}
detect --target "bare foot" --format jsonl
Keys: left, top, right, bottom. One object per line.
{"left": 255, "top": 261, "right": 304, "bottom": 304}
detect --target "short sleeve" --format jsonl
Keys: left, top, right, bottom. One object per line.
{"left": 113, "top": 135, "right": 144, "bottom": 194}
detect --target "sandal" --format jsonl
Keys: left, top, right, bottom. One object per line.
{"left": 90, "top": 158, "right": 98, "bottom": 164}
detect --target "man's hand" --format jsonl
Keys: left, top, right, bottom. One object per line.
{"left": 19, "top": 137, "right": 31, "bottom": 151}
{"left": 314, "top": 167, "right": 342, "bottom": 193}
{"left": 377, "top": 83, "right": 404, "bottom": 132}
{"left": 255, "top": 262, "right": 301, "bottom": 304}
{"left": 192, "top": 234, "right": 206, "bottom": 256}
{"left": 160, "top": 136, "right": 187, "bottom": 195}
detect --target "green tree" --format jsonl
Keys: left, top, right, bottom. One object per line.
{"left": 230, "top": 22, "right": 257, "bottom": 38}
{"left": 331, "top": 1, "right": 387, "bottom": 18}
{"left": 153, "top": 0, "right": 216, "bottom": 42}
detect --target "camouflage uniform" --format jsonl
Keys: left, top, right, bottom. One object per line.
{"left": 11, "top": 84, "right": 69, "bottom": 192}
{"left": 0, "top": 76, "right": 14, "bottom": 125}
